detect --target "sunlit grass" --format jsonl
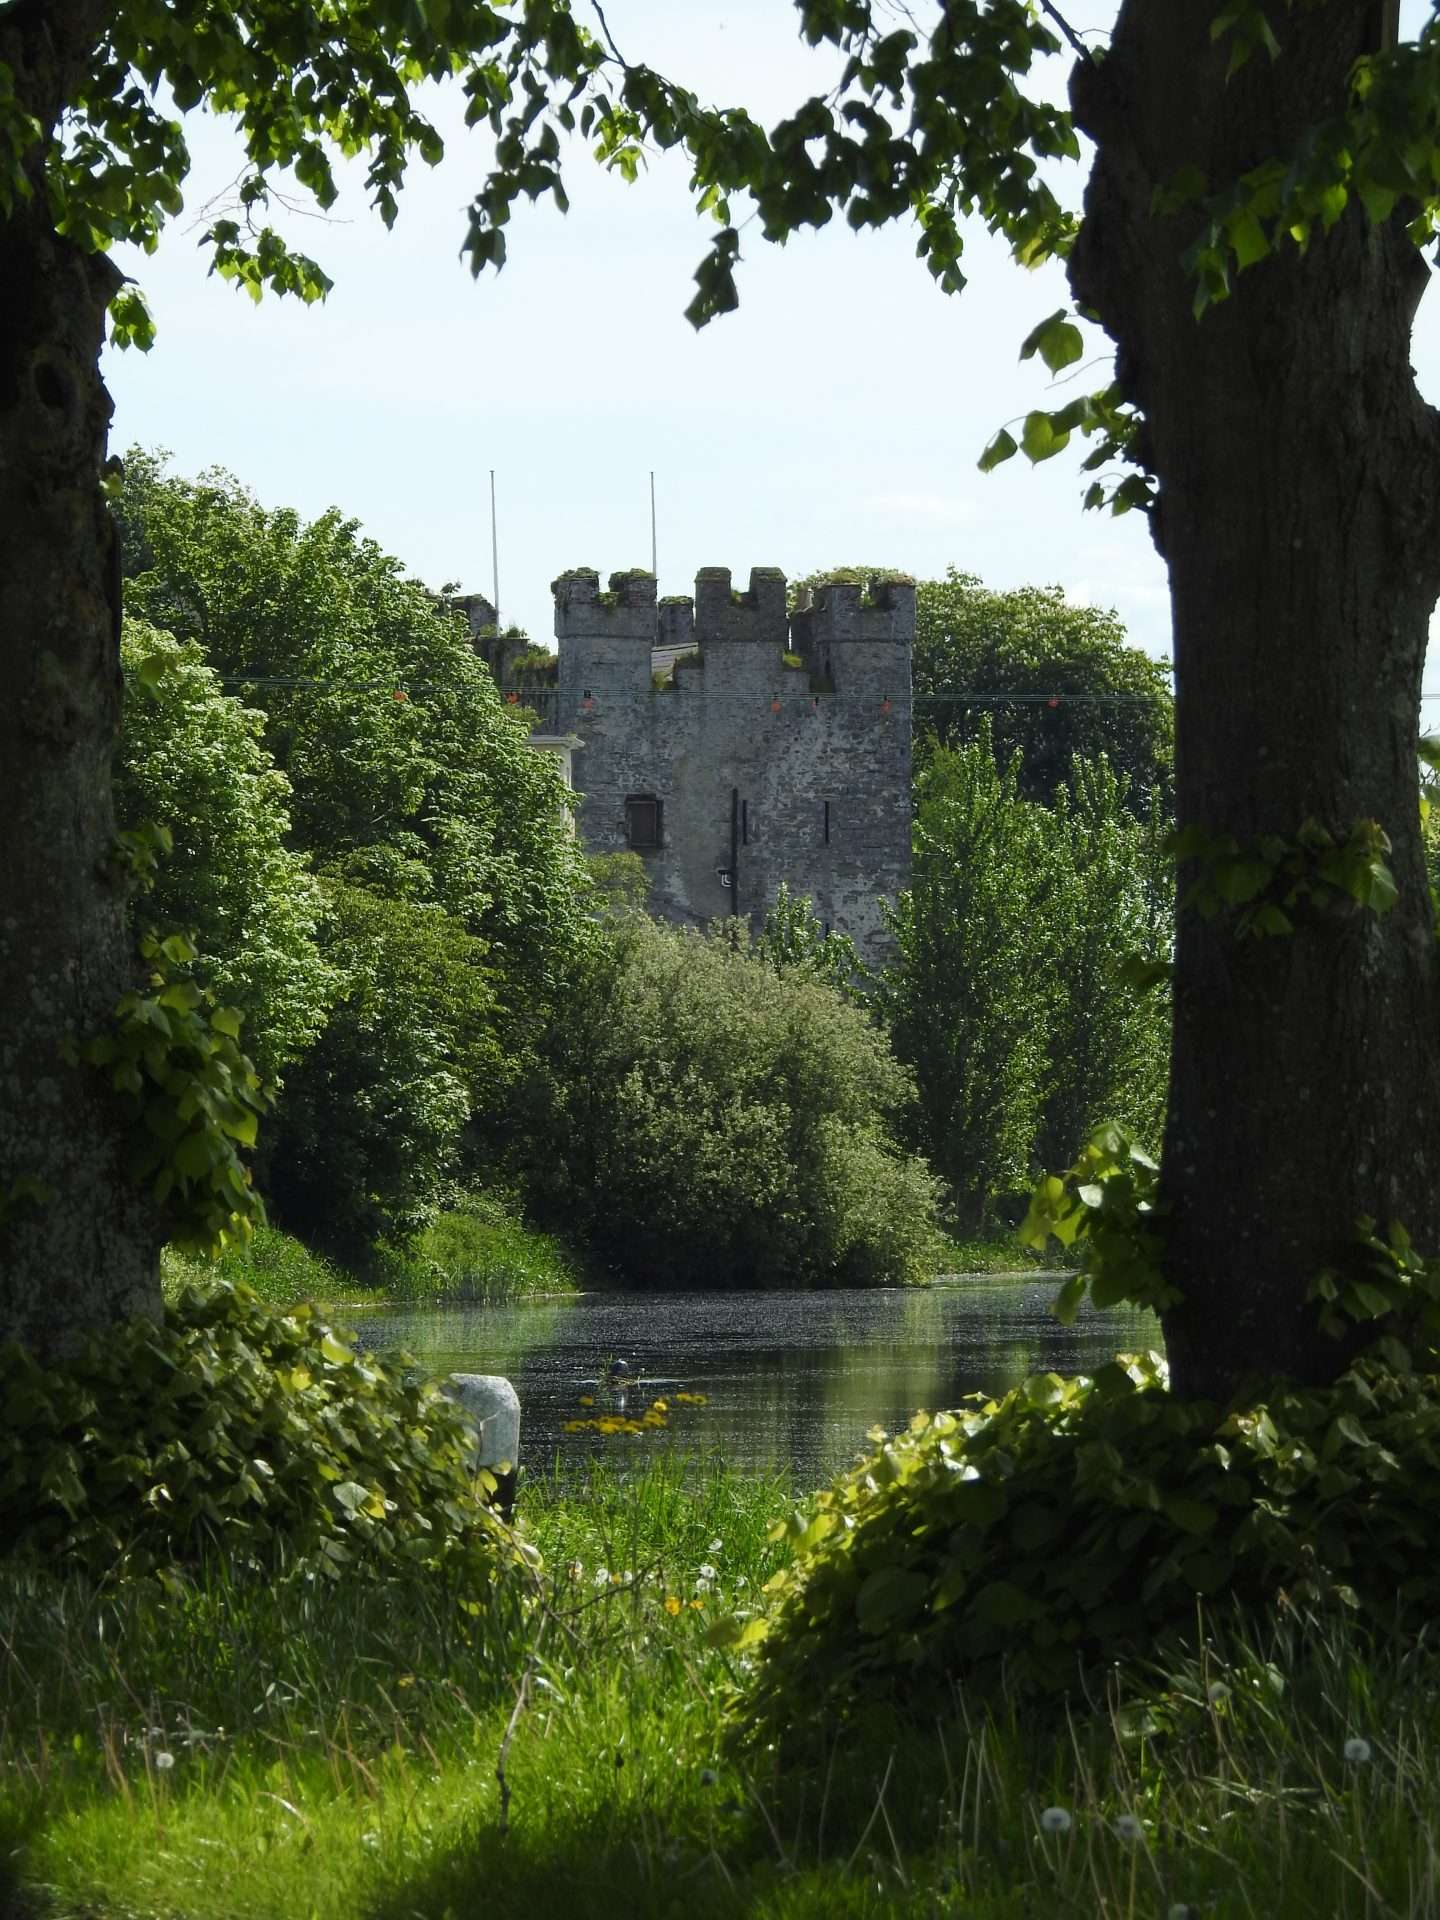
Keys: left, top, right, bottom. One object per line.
{"left": 6, "top": 1456, "right": 1440, "bottom": 1919}
{"left": 160, "top": 1195, "right": 581, "bottom": 1315}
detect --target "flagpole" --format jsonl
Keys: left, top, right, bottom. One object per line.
{"left": 490, "top": 469, "right": 500, "bottom": 629}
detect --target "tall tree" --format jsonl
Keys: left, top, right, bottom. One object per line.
{"left": 3, "top": 0, "right": 1438, "bottom": 1398}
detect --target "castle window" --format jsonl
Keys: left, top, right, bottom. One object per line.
{"left": 625, "top": 795, "right": 663, "bottom": 850}
{"left": 741, "top": 800, "right": 750, "bottom": 845}
{"left": 823, "top": 800, "right": 831, "bottom": 845}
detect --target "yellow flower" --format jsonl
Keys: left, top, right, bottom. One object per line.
{"left": 664, "top": 1595, "right": 682, "bottom": 1616}
{"left": 578, "top": 1394, "right": 595, "bottom": 1407}
{"left": 689, "top": 1599, "right": 704, "bottom": 1611}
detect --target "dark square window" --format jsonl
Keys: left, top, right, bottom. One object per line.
{"left": 626, "top": 795, "right": 662, "bottom": 849}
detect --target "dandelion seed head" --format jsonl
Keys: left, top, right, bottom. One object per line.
{"left": 1114, "top": 1813, "right": 1145, "bottom": 1843}
{"left": 153, "top": 1751, "right": 175, "bottom": 1772}
{"left": 1039, "top": 1806, "right": 1072, "bottom": 1834}
{"left": 708, "top": 1538, "right": 723, "bottom": 1554}
{"left": 1206, "top": 1680, "right": 1231, "bottom": 1705}
{"left": 593, "top": 1567, "right": 611, "bottom": 1588}
{"left": 1344, "top": 1736, "right": 1373, "bottom": 1764}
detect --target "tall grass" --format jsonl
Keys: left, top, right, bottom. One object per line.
{"left": 367, "top": 1194, "right": 581, "bottom": 1303}
{"left": 5, "top": 1456, "right": 1440, "bottom": 1919}
{"left": 160, "top": 1196, "right": 581, "bottom": 1313}
{"left": 160, "top": 1224, "right": 344, "bottom": 1308}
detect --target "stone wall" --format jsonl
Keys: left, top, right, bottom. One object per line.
{"left": 550, "top": 565, "right": 913, "bottom": 968}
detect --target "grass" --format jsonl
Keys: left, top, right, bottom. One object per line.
{"left": 5, "top": 1452, "right": 1440, "bottom": 1919}
{"left": 935, "top": 1230, "right": 1055, "bottom": 1275}
{"left": 161, "top": 1224, "right": 344, "bottom": 1309}
{"left": 160, "top": 1197, "right": 580, "bottom": 1313}
{"left": 365, "top": 1194, "right": 581, "bottom": 1304}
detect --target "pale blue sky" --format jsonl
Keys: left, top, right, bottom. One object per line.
{"left": 103, "top": 0, "right": 1440, "bottom": 710}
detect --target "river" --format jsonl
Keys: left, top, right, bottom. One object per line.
{"left": 355, "top": 1275, "right": 1161, "bottom": 1489}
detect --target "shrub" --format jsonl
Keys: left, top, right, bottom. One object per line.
{"left": 0, "top": 1281, "right": 534, "bottom": 1586}
{"left": 506, "top": 916, "right": 944, "bottom": 1287}
{"left": 723, "top": 1349, "right": 1440, "bottom": 1742}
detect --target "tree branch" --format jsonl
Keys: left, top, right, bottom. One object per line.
{"left": 590, "top": 1, "right": 629, "bottom": 69}
{"left": 1037, "top": 0, "right": 1096, "bottom": 64}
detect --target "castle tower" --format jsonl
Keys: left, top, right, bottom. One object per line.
{"left": 553, "top": 566, "right": 913, "bottom": 969}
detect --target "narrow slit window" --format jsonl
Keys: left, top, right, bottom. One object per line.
{"left": 741, "top": 800, "right": 749, "bottom": 845}
{"left": 625, "top": 795, "right": 662, "bottom": 850}
{"left": 823, "top": 800, "right": 831, "bottom": 845}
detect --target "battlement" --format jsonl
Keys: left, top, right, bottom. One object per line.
{"left": 693, "top": 566, "right": 787, "bottom": 643}
{"left": 553, "top": 567, "right": 658, "bottom": 648}
{"left": 792, "top": 573, "right": 916, "bottom": 650}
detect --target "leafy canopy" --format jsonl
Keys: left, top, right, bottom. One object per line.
{"left": 17, "top": 0, "right": 1439, "bottom": 507}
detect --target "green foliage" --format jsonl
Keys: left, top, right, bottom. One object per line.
{"left": 0, "top": 1280, "right": 532, "bottom": 1586}
{"left": 1310, "top": 1216, "right": 1440, "bottom": 1360}
{"left": 1171, "top": 817, "right": 1399, "bottom": 936}
{"left": 753, "top": 881, "right": 866, "bottom": 1002}
{"left": 585, "top": 851, "right": 653, "bottom": 915}
{"left": 1021, "top": 1122, "right": 1174, "bottom": 1321}
{"left": 505, "top": 915, "right": 944, "bottom": 1287}
{"left": 265, "top": 883, "right": 502, "bottom": 1258}
{"left": 117, "top": 452, "right": 596, "bottom": 1018}
{"left": 116, "top": 454, "right": 600, "bottom": 1255}
{"left": 723, "top": 1350, "right": 1440, "bottom": 1739}
{"left": 910, "top": 569, "right": 1174, "bottom": 808}
{"left": 75, "top": 931, "right": 270, "bottom": 1258}
{"left": 880, "top": 734, "right": 1169, "bottom": 1227}
{"left": 1031, "top": 761, "right": 1171, "bottom": 1175}
{"left": 796, "top": 565, "right": 1174, "bottom": 806}
{"left": 116, "top": 618, "right": 338, "bottom": 1082}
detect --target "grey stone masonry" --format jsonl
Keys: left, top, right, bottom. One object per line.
{"left": 551, "top": 566, "right": 913, "bottom": 969}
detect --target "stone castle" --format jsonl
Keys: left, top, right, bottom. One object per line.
{"left": 471, "top": 566, "right": 914, "bottom": 969}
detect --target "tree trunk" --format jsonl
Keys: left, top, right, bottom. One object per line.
{"left": 1070, "top": 0, "right": 1440, "bottom": 1398}
{"left": 0, "top": 2, "right": 162, "bottom": 1355}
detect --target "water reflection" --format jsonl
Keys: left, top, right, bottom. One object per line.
{"left": 355, "top": 1279, "right": 1161, "bottom": 1490}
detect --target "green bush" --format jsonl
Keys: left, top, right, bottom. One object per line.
{"left": 506, "top": 916, "right": 944, "bottom": 1287}
{"left": 0, "top": 1281, "right": 533, "bottom": 1586}
{"left": 725, "top": 1350, "right": 1440, "bottom": 1741}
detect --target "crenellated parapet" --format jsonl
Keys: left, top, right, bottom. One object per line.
{"left": 552, "top": 566, "right": 657, "bottom": 643}
{"left": 791, "top": 574, "right": 916, "bottom": 651}
{"left": 693, "top": 566, "right": 788, "bottom": 644}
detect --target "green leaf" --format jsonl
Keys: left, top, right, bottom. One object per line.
{"left": 977, "top": 427, "right": 1018, "bottom": 473}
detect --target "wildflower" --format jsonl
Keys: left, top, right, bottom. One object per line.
{"left": 578, "top": 1395, "right": 594, "bottom": 1407}
{"left": 566, "top": 1561, "right": 583, "bottom": 1582}
{"left": 1344, "top": 1737, "right": 1373, "bottom": 1764}
{"left": 1039, "top": 1806, "right": 1072, "bottom": 1835}
{"left": 594, "top": 1567, "right": 611, "bottom": 1588}
{"left": 699, "top": 1768, "right": 718, "bottom": 1788}
{"left": 708, "top": 1538, "right": 723, "bottom": 1555}
{"left": 1114, "top": 1814, "right": 1145, "bottom": 1843}
{"left": 1206, "top": 1680, "right": 1231, "bottom": 1705}
{"left": 153, "top": 1751, "right": 176, "bottom": 1772}
{"left": 696, "top": 1562, "right": 718, "bottom": 1591}
{"left": 664, "top": 1595, "right": 682, "bottom": 1616}
{"left": 1168, "top": 1906, "right": 1197, "bottom": 1920}
{"left": 689, "top": 1598, "right": 703, "bottom": 1610}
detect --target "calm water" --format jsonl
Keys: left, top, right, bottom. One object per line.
{"left": 355, "top": 1278, "right": 1161, "bottom": 1489}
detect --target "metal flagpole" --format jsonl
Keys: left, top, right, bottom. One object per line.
{"left": 490, "top": 469, "right": 500, "bottom": 629}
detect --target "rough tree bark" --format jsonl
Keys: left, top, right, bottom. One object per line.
{"left": 0, "top": 0, "right": 162, "bottom": 1355}
{"left": 1071, "top": 0, "right": 1440, "bottom": 1397}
